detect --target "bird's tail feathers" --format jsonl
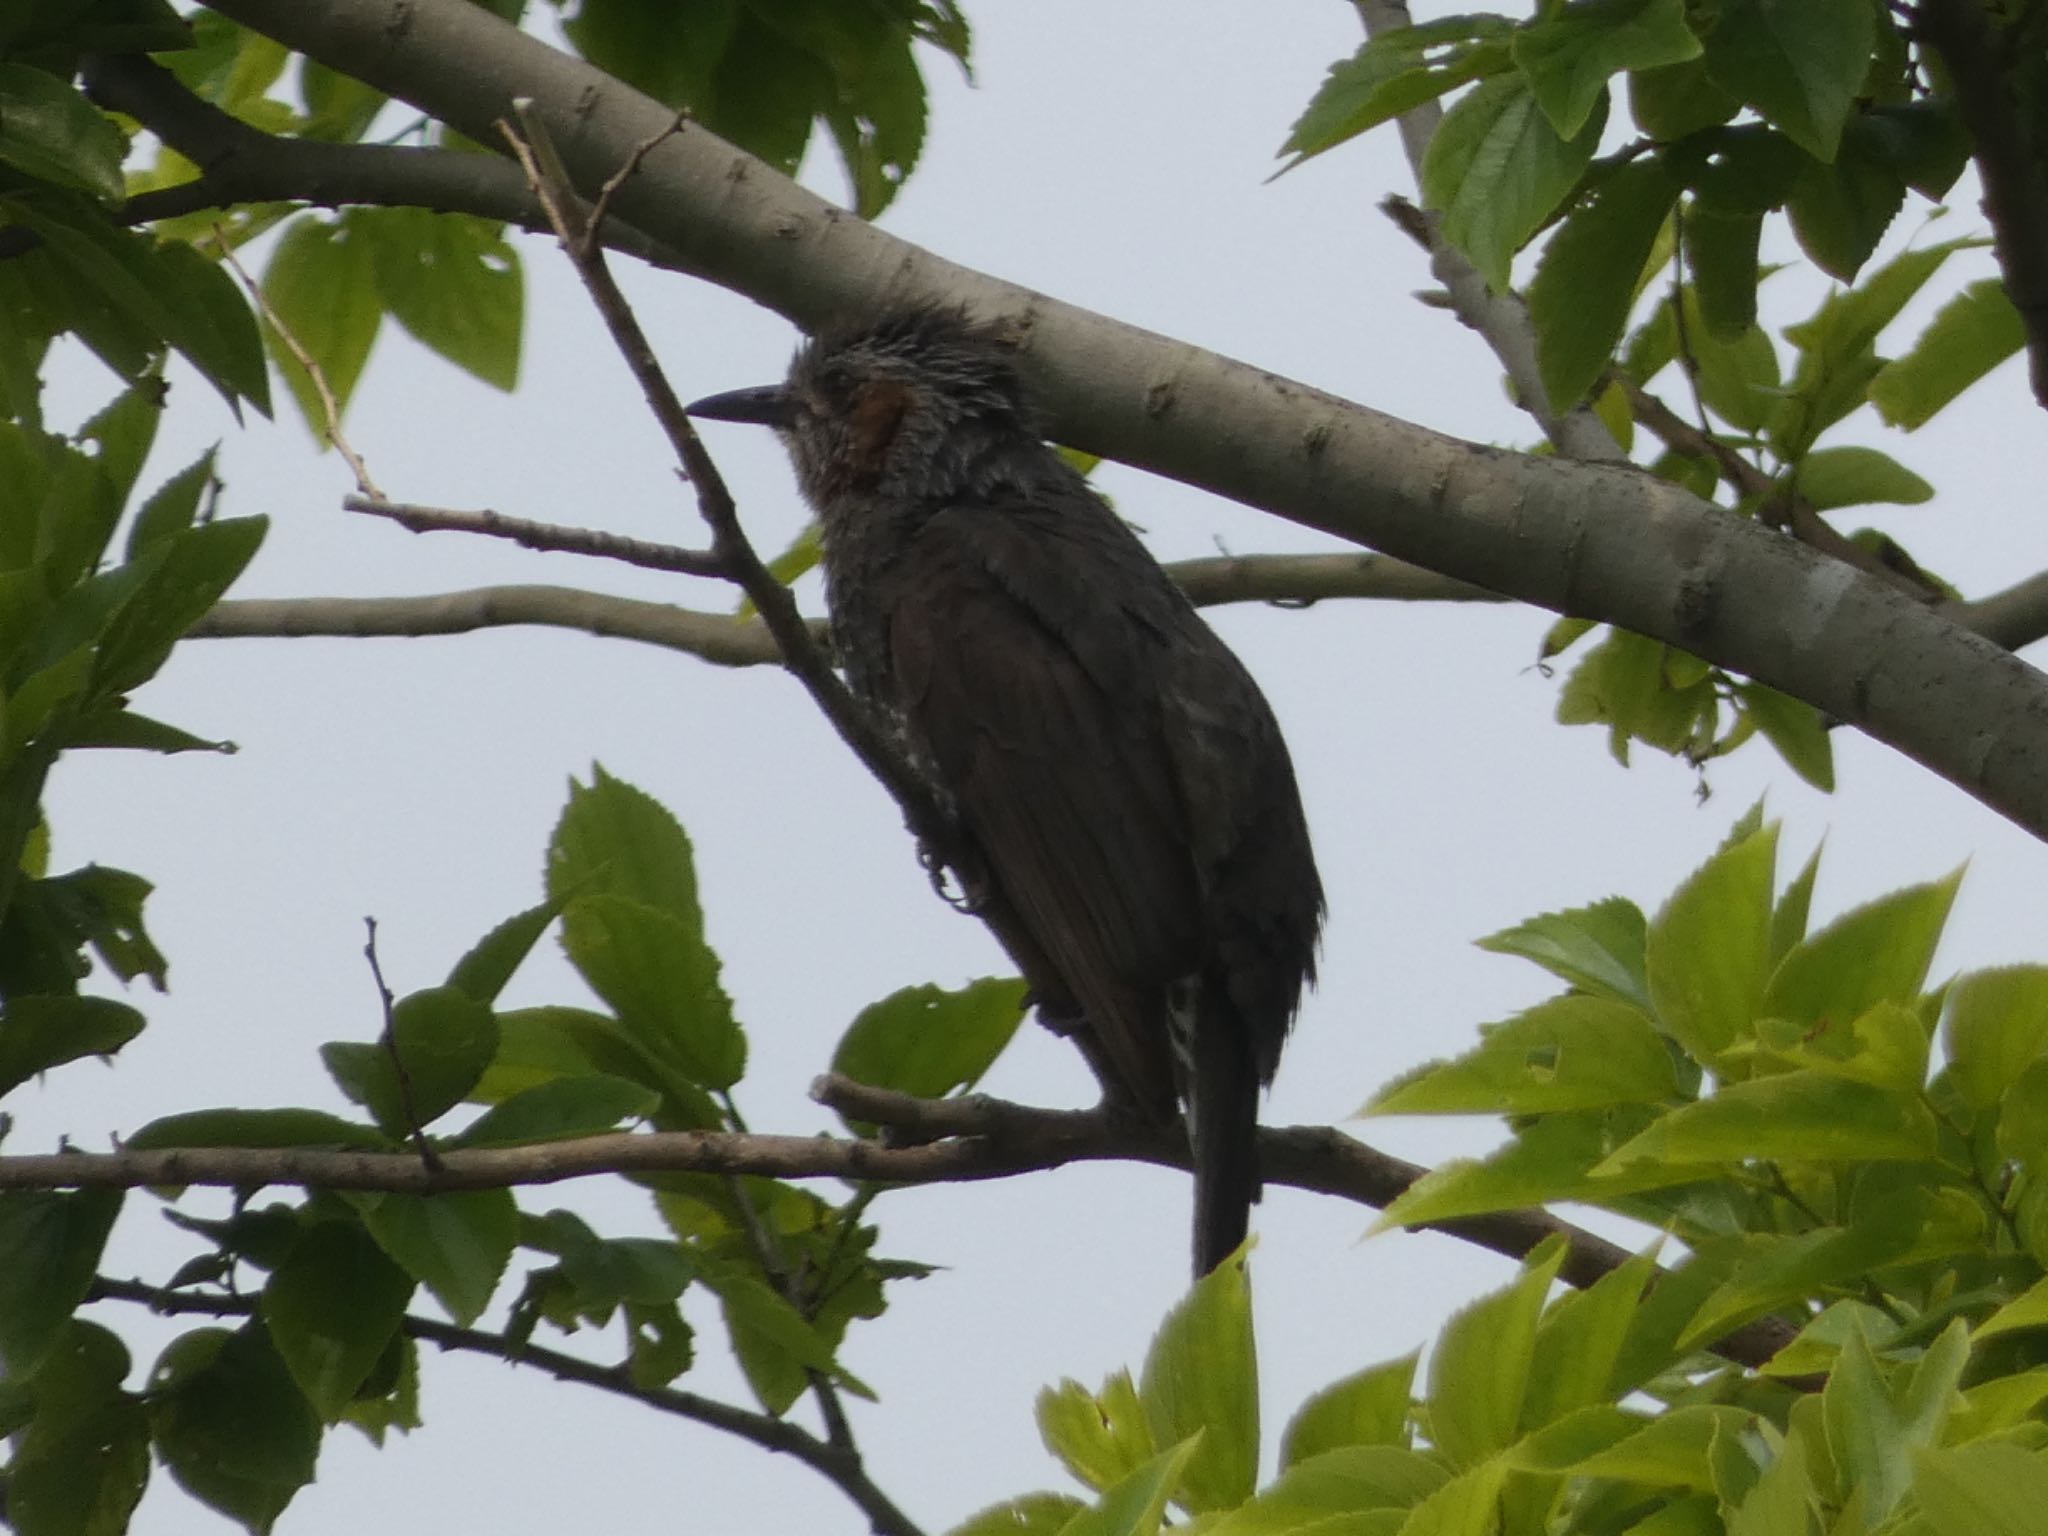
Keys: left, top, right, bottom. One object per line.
{"left": 1184, "top": 986, "right": 1261, "bottom": 1277}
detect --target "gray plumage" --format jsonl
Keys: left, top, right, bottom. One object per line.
{"left": 689, "top": 307, "right": 1324, "bottom": 1275}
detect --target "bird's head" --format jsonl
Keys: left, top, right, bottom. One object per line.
{"left": 687, "top": 306, "right": 1037, "bottom": 507}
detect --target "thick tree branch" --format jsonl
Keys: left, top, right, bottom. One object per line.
{"left": 1916, "top": 0, "right": 2048, "bottom": 410}
{"left": 13, "top": 1094, "right": 1795, "bottom": 1369}
{"left": 194, "top": 0, "right": 2048, "bottom": 847}
{"left": 1620, "top": 377, "right": 1942, "bottom": 599}
{"left": 55, "top": 53, "right": 676, "bottom": 266}
{"left": 86, "top": 1276, "right": 925, "bottom": 1536}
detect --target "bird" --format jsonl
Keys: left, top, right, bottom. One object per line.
{"left": 687, "top": 305, "right": 1324, "bottom": 1275}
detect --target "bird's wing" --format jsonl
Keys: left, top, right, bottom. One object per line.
{"left": 884, "top": 498, "right": 1203, "bottom": 1115}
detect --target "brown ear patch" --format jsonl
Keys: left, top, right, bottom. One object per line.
{"left": 846, "top": 379, "right": 914, "bottom": 484}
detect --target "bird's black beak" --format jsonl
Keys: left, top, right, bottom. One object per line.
{"left": 685, "top": 384, "right": 792, "bottom": 428}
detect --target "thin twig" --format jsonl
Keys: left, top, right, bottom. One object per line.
{"left": 344, "top": 496, "right": 726, "bottom": 576}
{"left": 494, "top": 108, "right": 948, "bottom": 850}
{"left": 211, "top": 225, "right": 385, "bottom": 500}
{"left": 86, "top": 1275, "right": 926, "bottom": 1536}
{"left": 363, "top": 917, "right": 441, "bottom": 1172}
{"left": 587, "top": 112, "right": 689, "bottom": 248}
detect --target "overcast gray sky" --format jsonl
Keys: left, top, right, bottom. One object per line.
{"left": 21, "top": 2, "right": 2048, "bottom": 1531}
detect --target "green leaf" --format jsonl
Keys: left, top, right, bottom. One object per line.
{"left": 1682, "top": 302, "right": 1783, "bottom": 432}
{"left": 1871, "top": 279, "right": 2027, "bottom": 430}
{"left": 1558, "top": 1405, "right": 1743, "bottom": 1489}
{"left": 1787, "top": 132, "right": 1906, "bottom": 281}
{"left": 0, "top": 65, "right": 126, "bottom": 201}
{"left": 1760, "top": 996, "right": 1929, "bottom": 1091}
{"left": 1279, "top": 1353, "right": 1416, "bottom": 1467}
{"left": 1943, "top": 966, "right": 2048, "bottom": 1114}
{"left": 0, "top": 1190, "right": 122, "bottom": 1376}
{"left": 359, "top": 1189, "right": 517, "bottom": 1326}
{"left": 90, "top": 516, "right": 266, "bottom": 695}
{"left": 1555, "top": 629, "right": 1717, "bottom": 762}
{"left": 261, "top": 212, "right": 383, "bottom": 437}
{"left": 1279, "top": 16, "right": 1514, "bottom": 168}
{"left": 546, "top": 765, "right": 706, "bottom": 919}
{"left": 59, "top": 706, "right": 233, "bottom": 755}
{"left": 830, "top": 977, "right": 1027, "bottom": 1123}
{"left": 1426, "top": 1238, "right": 1563, "bottom": 1467}
{"left": 1379, "top": 1109, "right": 1707, "bottom": 1227}
{"left": 1763, "top": 869, "right": 1960, "bottom": 1029}
{"left": 126, "top": 1107, "right": 387, "bottom": 1151}
{"left": 75, "top": 376, "right": 164, "bottom": 514}
{"left": 8, "top": 198, "right": 266, "bottom": 416}
{"left": 698, "top": 15, "right": 825, "bottom": 176}
{"left": 446, "top": 1073, "right": 656, "bottom": 1147}
{"left": 1139, "top": 1251, "right": 1258, "bottom": 1512}
{"left": 148, "top": 1323, "right": 319, "bottom": 1534}
{"left": 1792, "top": 445, "right": 1932, "bottom": 510}
{"left": 363, "top": 208, "right": 521, "bottom": 390}
{"left": 0, "top": 995, "right": 145, "bottom": 1097}
{"left": 1234, "top": 1443, "right": 1448, "bottom": 1524}
{"left": 1646, "top": 820, "right": 1777, "bottom": 1064}
{"left": 1913, "top": 1441, "right": 2048, "bottom": 1536}
{"left": 710, "top": 1269, "right": 843, "bottom": 1416}
{"left": 1827, "top": 1321, "right": 1965, "bottom": 1524}
{"left": 1735, "top": 683, "right": 1834, "bottom": 792}
{"left": 1680, "top": 1208, "right": 1931, "bottom": 1349}
{"left": 125, "top": 448, "right": 216, "bottom": 561}
{"left": 1976, "top": 1272, "right": 2048, "bottom": 1341}
{"left": 1773, "top": 240, "right": 1972, "bottom": 456}
{"left": 1529, "top": 160, "right": 1681, "bottom": 410}
{"left": 1598, "top": 1070, "right": 1936, "bottom": 1171}
{"left": 2002, "top": 1058, "right": 2048, "bottom": 1170}
{"left": 1698, "top": 0, "right": 1873, "bottom": 161}
{"left": 1421, "top": 73, "right": 1606, "bottom": 292}
{"left": 338, "top": 1334, "right": 420, "bottom": 1448}
{"left": 1398, "top": 1462, "right": 1508, "bottom": 1536}
{"left": 445, "top": 899, "right": 559, "bottom": 1006}
{"left": 1951, "top": 1370, "right": 2048, "bottom": 1442}
{"left": 150, "top": 242, "right": 271, "bottom": 417}
{"left": 1513, "top": 0, "right": 1701, "bottom": 140}
{"left": 1684, "top": 203, "right": 1763, "bottom": 338}
{"left": 261, "top": 1221, "right": 413, "bottom": 1420}
{"left": 486, "top": 1005, "right": 723, "bottom": 1127}
{"left": 1628, "top": 55, "right": 1738, "bottom": 140}
{"left": 821, "top": 24, "right": 928, "bottom": 217}
{"left": 1476, "top": 897, "right": 1648, "bottom": 1007}
{"left": 4, "top": 1321, "right": 150, "bottom": 1536}
{"left": 564, "top": 0, "right": 735, "bottom": 105}
{"left": 1525, "top": 1250, "right": 1658, "bottom": 1426}
{"left": 1057, "top": 1438, "right": 1202, "bottom": 1536}
{"left": 1727, "top": 1430, "right": 1811, "bottom": 1536}
{"left": 1368, "top": 994, "right": 1675, "bottom": 1115}
{"left": 1770, "top": 841, "right": 1821, "bottom": 964}
{"left": 1037, "top": 1371, "right": 1156, "bottom": 1496}
{"left": 949, "top": 1494, "right": 1088, "bottom": 1536}
{"left": 321, "top": 984, "right": 498, "bottom": 1137}
{"left": 559, "top": 894, "right": 742, "bottom": 1089}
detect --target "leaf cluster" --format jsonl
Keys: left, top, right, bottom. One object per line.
{"left": 0, "top": 766, "right": 1026, "bottom": 1534}
{"left": 0, "top": 378, "right": 263, "bottom": 1104}
{"left": 964, "top": 805, "right": 2048, "bottom": 1535}
{"left": 1283, "top": 0, "right": 2025, "bottom": 785}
